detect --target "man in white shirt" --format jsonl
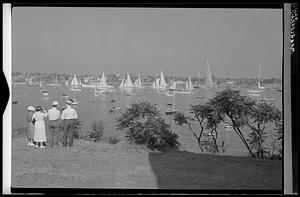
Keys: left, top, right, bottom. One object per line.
{"left": 48, "top": 101, "right": 61, "bottom": 148}
{"left": 61, "top": 100, "right": 78, "bottom": 147}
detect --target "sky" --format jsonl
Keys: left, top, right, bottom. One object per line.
{"left": 12, "top": 7, "right": 282, "bottom": 78}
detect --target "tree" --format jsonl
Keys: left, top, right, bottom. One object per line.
{"left": 245, "top": 102, "right": 282, "bottom": 158}
{"left": 174, "top": 104, "right": 222, "bottom": 153}
{"left": 116, "top": 102, "right": 180, "bottom": 151}
{"left": 208, "top": 89, "right": 257, "bottom": 157}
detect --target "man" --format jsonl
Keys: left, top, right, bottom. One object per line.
{"left": 61, "top": 99, "right": 78, "bottom": 147}
{"left": 48, "top": 101, "right": 61, "bottom": 148}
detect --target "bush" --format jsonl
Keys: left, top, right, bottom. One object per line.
{"left": 104, "top": 135, "right": 121, "bottom": 145}
{"left": 12, "top": 127, "right": 27, "bottom": 137}
{"left": 116, "top": 101, "right": 180, "bottom": 151}
{"left": 88, "top": 120, "right": 105, "bottom": 142}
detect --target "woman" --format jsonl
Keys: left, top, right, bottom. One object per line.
{"left": 32, "top": 106, "right": 48, "bottom": 148}
{"left": 26, "top": 106, "right": 36, "bottom": 146}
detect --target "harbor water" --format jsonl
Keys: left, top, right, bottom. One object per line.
{"left": 11, "top": 84, "right": 282, "bottom": 157}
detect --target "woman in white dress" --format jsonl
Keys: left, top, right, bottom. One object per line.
{"left": 32, "top": 106, "right": 48, "bottom": 148}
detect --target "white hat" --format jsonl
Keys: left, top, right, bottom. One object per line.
{"left": 66, "top": 100, "right": 72, "bottom": 104}
{"left": 53, "top": 101, "right": 59, "bottom": 106}
{"left": 27, "top": 106, "right": 35, "bottom": 111}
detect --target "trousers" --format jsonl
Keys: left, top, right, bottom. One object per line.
{"left": 62, "top": 119, "right": 76, "bottom": 146}
{"left": 48, "top": 119, "right": 60, "bottom": 148}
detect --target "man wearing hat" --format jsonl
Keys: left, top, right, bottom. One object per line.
{"left": 48, "top": 101, "right": 61, "bottom": 148}
{"left": 61, "top": 99, "right": 78, "bottom": 147}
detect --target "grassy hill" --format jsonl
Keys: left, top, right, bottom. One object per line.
{"left": 12, "top": 136, "right": 282, "bottom": 190}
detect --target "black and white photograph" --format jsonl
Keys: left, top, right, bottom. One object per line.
{"left": 2, "top": 3, "right": 297, "bottom": 194}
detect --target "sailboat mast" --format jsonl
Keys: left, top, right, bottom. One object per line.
{"left": 258, "top": 63, "right": 261, "bottom": 87}
{"left": 172, "top": 94, "right": 175, "bottom": 111}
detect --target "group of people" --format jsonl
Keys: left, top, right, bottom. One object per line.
{"left": 26, "top": 99, "right": 78, "bottom": 148}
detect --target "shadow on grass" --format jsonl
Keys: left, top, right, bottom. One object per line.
{"left": 148, "top": 151, "right": 282, "bottom": 190}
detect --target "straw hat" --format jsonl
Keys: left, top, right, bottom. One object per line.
{"left": 53, "top": 101, "right": 59, "bottom": 106}
{"left": 27, "top": 106, "right": 35, "bottom": 111}
{"left": 66, "top": 100, "right": 72, "bottom": 105}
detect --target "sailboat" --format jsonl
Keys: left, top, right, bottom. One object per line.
{"left": 258, "top": 63, "right": 265, "bottom": 90}
{"left": 65, "top": 80, "right": 69, "bottom": 86}
{"left": 204, "top": 59, "right": 214, "bottom": 89}
{"left": 119, "top": 78, "right": 125, "bottom": 88}
{"left": 123, "top": 73, "right": 134, "bottom": 88}
{"left": 159, "top": 69, "right": 168, "bottom": 89}
{"left": 224, "top": 116, "right": 233, "bottom": 130}
{"left": 70, "top": 73, "right": 82, "bottom": 91}
{"left": 48, "top": 73, "right": 61, "bottom": 87}
{"left": 247, "top": 64, "right": 264, "bottom": 93}
{"left": 193, "top": 70, "right": 201, "bottom": 88}
{"left": 133, "top": 73, "right": 143, "bottom": 87}
{"left": 185, "top": 77, "right": 194, "bottom": 91}
{"left": 165, "top": 93, "right": 178, "bottom": 115}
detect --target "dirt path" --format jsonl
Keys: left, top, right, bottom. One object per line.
{"left": 12, "top": 136, "right": 282, "bottom": 190}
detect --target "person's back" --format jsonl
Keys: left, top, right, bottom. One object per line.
{"left": 48, "top": 101, "right": 61, "bottom": 148}
{"left": 61, "top": 101, "right": 78, "bottom": 147}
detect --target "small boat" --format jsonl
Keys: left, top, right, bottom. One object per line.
{"left": 12, "top": 101, "right": 18, "bottom": 104}
{"left": 70, "top": 74, "right": 82, "bottom": 91}
{"left": 202, "top": 130, "right": 216, "bottom": 137}
{"left": 167, "top": 103, "right": 173, "bottom": 106}
{"left": 111, "top": 98, "right": 116, "bottom": 103}
{"left": 109, "top": 106, "right": 121, "bottom": 113}
{"left": 62, "top": 93, "right": 69, "bottom": 99}
{"left": 224, "top": 116, "right": 233, "bottom": 130}
{"left": 41, "top": 90, "right": 48, "bottom": 96}
{"left": 249, "top": 93, "right": 261, "bottom": 97}
{"left": 165, "top": 94, "right": 178, "bottom": 115}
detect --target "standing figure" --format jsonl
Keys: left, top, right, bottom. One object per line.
{"left": 26, "top": 106, "right": 36, "bottom": 146}
{"left": 32, "top": 106, "right": 48, "bottom": 148}
{"left": 48, "top": 101, "right": 61, "bottom": 148}
{"left": 61, "top": 100, "right": 78, "bottom": 147}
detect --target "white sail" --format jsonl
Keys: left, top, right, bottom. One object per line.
{"left": 98, "top": 72, "right": 108, "bottom": 88}
{"left": 186, "top": 77, "right": 194, "bottom": 90}
{"left": 205, "top": 59, "right": 214, "bottom": 88}
{"left": 133, "top": 74, "right": 142, "bottom": 87}
{"left": 119, "top": 79, "right": 124, "bottom": 88}
{"left": 258, "top": 63, "right": 264, "bottom": 89}
{"left": 159, "top": 69, "right": 167, "bottom": 87}
{"left": 71, "top": 74, "right": 80, "bottom": 86}
{"left": 169, "top": 81, "right": 176, "bottom": 90}
{"left": 123, "top": 73, "right": 134, "bottom": 87}
{"left": 156, "top": 78, "right": 160, "bottom": 87}
{"left": 65, "top": 80, "right": 69, "bottom": 86}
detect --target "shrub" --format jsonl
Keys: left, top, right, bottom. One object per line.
{"left": 104, "top": 135, "right": 121, "bottom": 145}
{"left": 12, "top": 127, "right": 27, "bottom": 137}
{"left": 116, "top": 101, "right": 180, "bottom": 151}
{"left": 88, "top": 120, "right": 105, "bottom": 142}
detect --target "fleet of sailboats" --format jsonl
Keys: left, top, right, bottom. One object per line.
{"left": 153, "top": 69, "right": 168, "bottom": 89}
{"left": 122, "top": 73, "right": 134, "bottom": 88}
{"left": 133, "top": 73, "right": 143, "bottom": 87}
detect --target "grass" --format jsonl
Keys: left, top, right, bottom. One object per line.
{"left": 12, "top": 136, "right": 282, "bottom": 190}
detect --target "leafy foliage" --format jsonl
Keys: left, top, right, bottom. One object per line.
{"left": 88, "top": 120, "right": 105, "bottom": 142}
{"left": 117, "top": 101, "right": 180, "bottom": 151}
{"left": 246, "top": 102, "right": 282, "bottom": 158}
{"left": 174, "top": 104, "right": 224, "bottom": 154}
{"left": 12, "top": 127, "right": 27, "bottom": 137}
